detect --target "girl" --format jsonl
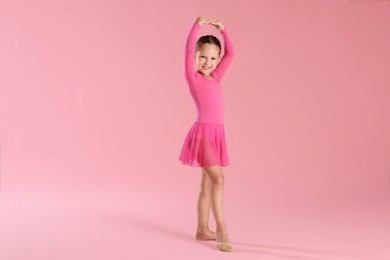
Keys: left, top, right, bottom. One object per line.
{"left": 178, "top": 17, "right": 235, "bottom": 252}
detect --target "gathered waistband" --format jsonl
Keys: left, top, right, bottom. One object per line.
{"left": 194, "top": 121, "right": 224, "bottom": 126}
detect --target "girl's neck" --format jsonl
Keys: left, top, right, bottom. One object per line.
{"left": 198, "top": 71, "right": 214, "bottom": 80}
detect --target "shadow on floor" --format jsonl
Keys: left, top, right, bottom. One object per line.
{"left": 231, "top": 240, "right": 381, "bottom": 259}
{"left": 101, "top": 211, "right": 383, "bottom": 259}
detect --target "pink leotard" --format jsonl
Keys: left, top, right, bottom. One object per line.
{"left": 184, "top": 22, "right": 235, "bottom": 124}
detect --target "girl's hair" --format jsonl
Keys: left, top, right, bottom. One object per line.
{"left": 195, "top": 35, "right": 221, "bottom": 55}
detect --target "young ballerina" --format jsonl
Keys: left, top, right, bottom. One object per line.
{"left": 178, "top": 17, "right": 235, "bottom": 252}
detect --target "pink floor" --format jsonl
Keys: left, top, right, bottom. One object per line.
{"left": 1, "top": 182, "right": 389, "bottom": 260}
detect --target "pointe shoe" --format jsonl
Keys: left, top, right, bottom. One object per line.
{"left": 217, "top": 241, "right": 233, "bottom": 252}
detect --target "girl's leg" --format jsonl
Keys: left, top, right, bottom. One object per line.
{"left": 195, "top": 168, "right": 217, "bottom": 240}
{"left": 202, "top": 165, "right": 230, "bottom": 244}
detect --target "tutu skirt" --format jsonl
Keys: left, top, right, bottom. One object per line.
{"left": 179, "top": 122, "right": 230, "bottom": 167}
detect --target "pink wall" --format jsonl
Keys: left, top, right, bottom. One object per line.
{"left": 0, "top": 0, "right": 389, "bottom": 207}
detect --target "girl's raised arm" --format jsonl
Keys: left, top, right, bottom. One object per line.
{"left": 184, "top": 19, "right": 203, "bottom": 83}
{"left": 212, "top": 25, "right": 235, "bottom": 80}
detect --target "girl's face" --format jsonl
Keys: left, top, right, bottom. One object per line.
{"left": 195, "top": 43, "right": 220, "bottom": 76}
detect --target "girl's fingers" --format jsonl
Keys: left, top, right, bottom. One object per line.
{"left": 203, "top": 17, "right": 222, "bottom": 28}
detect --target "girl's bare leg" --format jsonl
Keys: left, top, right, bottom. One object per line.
{"left": 202, "top": 165, "right": 230, "bottom": 244}
{"left": 195, "top": 168, "right": 217, "bottom": 240}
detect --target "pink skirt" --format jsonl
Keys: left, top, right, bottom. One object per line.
{"left": 179, "top": 122, "right": 230, "bottom": 167}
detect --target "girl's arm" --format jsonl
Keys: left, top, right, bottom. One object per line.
{"left": 184, "top": 18, "right": 204, "bottom": 83}
{"left": 212, "top": 24, "right": 235, "bottom": 80}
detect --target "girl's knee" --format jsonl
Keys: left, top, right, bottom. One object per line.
{"left": 213, "top": 176, "right": 224, "bottom": 186}
{"left": 202, "top": 166, "right": 224, "bottom": 185}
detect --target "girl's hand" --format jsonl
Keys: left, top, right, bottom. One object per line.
{"left": 209, "top": 18, "right": 224, "bottom": 30}
{"left": 196, "top": 17, "right": 211, "bottom": 26}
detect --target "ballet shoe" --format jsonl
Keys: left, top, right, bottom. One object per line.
{"left": 195, "top": 231, "right": 217, "bottom": 241}
{"left": 217, "top": 241, "right": 233, "bottom": 252}
{"left": 196, "top": 235, "right": 215, "bottom": 241}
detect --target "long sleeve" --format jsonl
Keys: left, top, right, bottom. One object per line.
{"left": 213, "top": 27, "right": 235, "bottom": 80}
{"left": 184, "top": 22, "right": 201, "bottom": 83}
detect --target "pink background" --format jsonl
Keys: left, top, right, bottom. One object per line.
{"left": 1, "top": 0, "right": 389, "bottom": 259}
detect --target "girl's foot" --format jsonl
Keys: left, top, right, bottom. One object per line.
{"left": 216, "top": 227, "right": 229, "bottom": 243}
{"left": 216, "top": 228, "right": 232, "bottom": 252}
{"left": 195, "top": 230, "right": 217, "bottom": 240}
{"left": 217, "top": 241, "right": 233, "bottom": 252}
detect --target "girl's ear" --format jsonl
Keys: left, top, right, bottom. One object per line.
{"left": 194, "top": 51, "right": 200, "bottom": 62}
{"left": 194, "top": 51, "right": 197, "bottom": 60}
